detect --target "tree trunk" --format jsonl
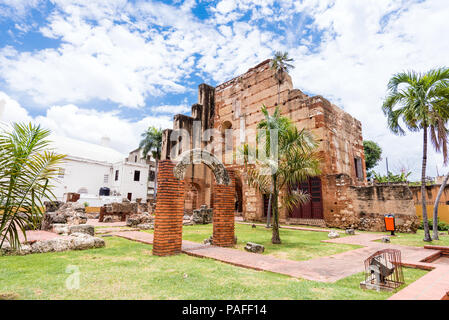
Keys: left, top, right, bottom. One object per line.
{"left": 432, "top": 171, "right": 449, "bottom": 240}
{"left": 421, "top": 127, "right": 432, "bottom": 242}
{"left": 153, "top": 159, "right": 159, "bottom": 201}
{"left": 271, "top": 175, "right": 281, "bottom": 244}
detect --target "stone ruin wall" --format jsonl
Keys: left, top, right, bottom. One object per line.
{"left": 213, "top": 59, "right": 366, "bottom": 222}
{"left": 325, "top": 174, "right": 419, "bottom": 232}
{"left": 159, "top": 59, "right": 417, "bottom": 232}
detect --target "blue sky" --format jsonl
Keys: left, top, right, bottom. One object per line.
{"left": 0, "top": 0, "right": 448, "bottom": 179}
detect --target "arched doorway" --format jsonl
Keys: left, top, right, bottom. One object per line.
{"left": 153, "top": 149, "right": 235, "bottom": 256}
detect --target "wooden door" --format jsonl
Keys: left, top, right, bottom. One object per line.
{"left": 290, "top": 177, "right": 323, "bottom": 219}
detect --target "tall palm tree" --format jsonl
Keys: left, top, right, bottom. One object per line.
{"left": 382, "top": 67, "right": 449, "bottom": 242}
{"left": 431, "top": 92, "right": 449, "bottom": 240}
{"left": 0, "top": 122, "right": 65, "bottom": 250}
{"left": 245, "top": 105, "right": 321, "bottom": 244}
{"left": 139, "top": 126, "right": 163, "bottom": 200}
{"left": 270, "top": 51, "right": 295, "bottom": 106}
{"left": 264, "top": 52, "right": 295, "bottom": 227}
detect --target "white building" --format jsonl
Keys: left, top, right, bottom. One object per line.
{"left": 50, "top": 135, "right": 151, "bottom": 204}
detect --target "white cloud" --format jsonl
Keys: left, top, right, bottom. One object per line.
{"left": 286, "top": 0, "right": 449, "bottom": 179}
{"left": 151, "top": 104, "right": 190, "bottom": 115}
{"left": 1, "top": 0, "right": 448, "bottom": 180}
{"left": 0, "top": 92, "right": 172, "bottom": 154}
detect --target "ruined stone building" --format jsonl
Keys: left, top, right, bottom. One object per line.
{"left": 160, "top": 60, "right": 418, "bottom": 232}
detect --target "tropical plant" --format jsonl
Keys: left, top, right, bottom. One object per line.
{"left": 432, "top": 171, "right": 449, "bottom": 240}
{"left": 382, "top": 67, "right": 449, "bottom": 242}
{"left": 242, "top": 105, "right": 321, "bottom": 244}
{"left": 139, "top": 126, "right": 163, "bottom": 200}
{"left": 373, "top": 171, "right": 411, "bottom": 183}
{"left": 0, "top": 122, "right": 65, "bottom": 250}
{"left": 363, "top": 140, "right": 382, "bottom": 178}
{"left": 265, "top": 51, "right": 295, "bottom": 227}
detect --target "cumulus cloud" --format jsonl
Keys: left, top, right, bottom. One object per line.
{"left": 0, "top": 0, "right": 448, "bottom": 179}
{"left": 0, "top": 92, "right": 172, "bottom": 154}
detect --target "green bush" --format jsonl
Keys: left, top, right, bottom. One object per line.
{"left": 418, "top": 219, "right": 449, "bottom": 231}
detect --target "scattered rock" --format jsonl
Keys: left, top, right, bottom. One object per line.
{"left": 69, "top": 224, "right": 95, "bottom": 236}
{"left": 381, "top": 236, "right": 391, "bottom": 243}
{"left": 43, "top": 201, "right": 64, "bottom": 213}
{"left": 41, "top": 202, "right": 87, "bottom": 230}
{"left": 345, "top": 228, "right": 355, "bottom": 235}
{"left": 203, "top": 235, "right": 213, "bottom": 245}
{"left": 192, "top": 205, "right": 213, "bottom": 224}
{"left": 244, "top": 242, "right": 264, "bottom": 253}
{"left": 52, "top": 223, "right": 69, "bottom": 235}
{"left": 103, "top": 216, "right": 113, "bottom": 223}
{"left": 2, "top": 233, "right": 105, "bottom": 256}
{"left": 136, "top": 223, "right": 153, "bottom": 230}
{"left": 126, "top": 214, "right": 154, "bottom": 227}
{"left": 328, "top": 231, "right": 340, "bottom": 239}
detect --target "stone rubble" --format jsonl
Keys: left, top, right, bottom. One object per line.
{"left": 41, "top": 202, "right": 88, "bottom": 231}
{"left": 244, "top": 242, "right": 264, "bottom": 253}
{"left": 328, "top": 230, "right": 340, "bottom": 239}
{"left": 1, "top": 233, "right": 105, "bottom": 256}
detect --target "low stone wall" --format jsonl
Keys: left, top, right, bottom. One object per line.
{"left": 326, "top": 175, "right": 419, "bottom": 233}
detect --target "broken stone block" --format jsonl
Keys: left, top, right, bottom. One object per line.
{"left": 328, "top": 231, "right": 340, "bottom": 239}
{"left": 203, "top": 235, "right": 213, "bottom": 245}
{"left": 52, "top": 223, "right": 69, "bottom": 235}
{"left": 244, "top": 242, "right": 264, "bottom": 253}
{"left": 345, "top": 228, "right": 355, "bottom": 235}
{"left": 69, "top": 224, "right": 95, "bottom": 236}
{"left": 381, "top": 236, "right": 390, "bottom": 243}
{"left": 137, "top": 223, "right": 153, "bottom": 230}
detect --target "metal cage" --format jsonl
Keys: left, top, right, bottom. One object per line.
{"left": 360, "top": 249, "right": 404, "bottom": 292}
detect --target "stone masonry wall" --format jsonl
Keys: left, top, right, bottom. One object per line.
{"left": 325, "top": 174, "right": 418, "bottom": 233}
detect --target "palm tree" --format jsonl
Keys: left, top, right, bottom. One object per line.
{"left": 139, "top": 126, "right": 163, "bottom": 200}
{"left": 433, "top": 171, "right": 449, "bottom": 240}
{"left": 264, "top": 51, "right": 295, "bottom": 227}
{"left": 0, "top": 122, "right": 65, "bottom": 250}
{"left": 244, "top": 105, "right": 321, "bottom": 244}
{"left": 431, "top": 92, "right": 449, "bottom": 240}
{"left": 382, "top": 67, "right": 449, "bottom": 241}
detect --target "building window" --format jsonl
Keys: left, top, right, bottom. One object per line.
{"left": 115, "top": 170, "right": 119, "bottom": 181}
{"left": 135, "top": 155, "right": 137, "bottom": 162}
{"left": 58, "top": 168, "right": 65, "bottom": 178}
{"left": 104, "top": 174, "right": 109, "bottom": 184}
{"left": 134, "top": 170, "right": 140, "bottom": 181}
{"left": 354, "top": 157, "right": 363, "bottom": 180}
{"left": 127, "top": 193, "right": 132, "bottom": 201}
{"left": 149, "top": 170, "right": 155, "bottom": 181}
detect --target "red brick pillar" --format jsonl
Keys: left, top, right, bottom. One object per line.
{"left": 152, "top": 160, "right": 185, "bottom": 256}
{"left": 212, "top": 171, "right": 235, "bottom": 247}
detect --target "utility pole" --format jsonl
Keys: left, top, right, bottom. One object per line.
{"left": 386, "top": 157, "right": 389, "bottom": 183}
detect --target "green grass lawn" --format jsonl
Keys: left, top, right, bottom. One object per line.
{"left": 383, "top": 229, "right": 449, "bottom": 247}
{"left": 0, "top": 237, "right": 426, "bottom": 300}
{"left": 178, "top": 223, "right": 362, "bottom": 261}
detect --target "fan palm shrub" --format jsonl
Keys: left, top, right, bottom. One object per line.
{"left": 0, "top": 122, "right": 65, "bottom": 250}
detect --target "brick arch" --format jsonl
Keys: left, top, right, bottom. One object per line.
{"left": 153, "top": 158, "right": 235, "bottom": 256}
{"left": 173, "top": 149, "right": 230, "bottom": 185}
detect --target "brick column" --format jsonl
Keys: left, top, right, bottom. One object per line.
{"left": 212, "top": 171, "right": 235, "bottom": 247}
{"left": 152, "top": 160, "right": 185, "bottom": 256}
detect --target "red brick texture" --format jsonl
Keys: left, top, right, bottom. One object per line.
{"left": 153, "top": 161, "right": 236, "bottom": 256}
{"left": 212, "top": 171, "right": 236, "bottom": 247}
{"left": 152, "top": 160, "right": 185, "bottom": 256}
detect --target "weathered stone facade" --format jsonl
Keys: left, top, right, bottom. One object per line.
{"left": 160, "top": 59, "right": 418, "bottom": 232}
